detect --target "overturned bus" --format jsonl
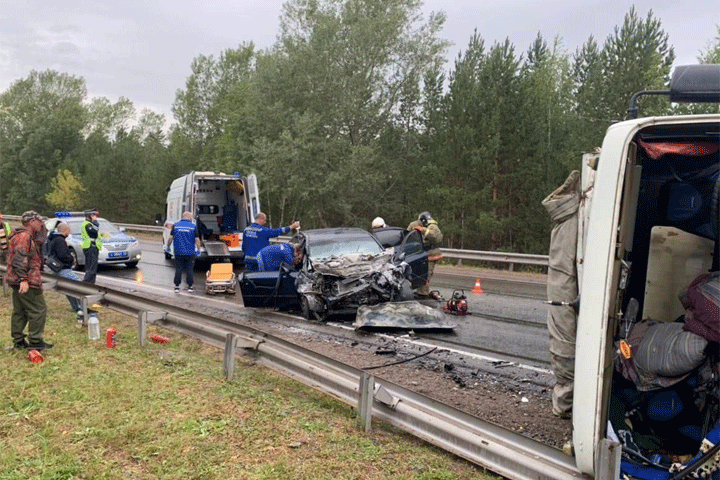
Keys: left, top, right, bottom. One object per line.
{"left": 552, "top": 64, "right": 720, "bottom": 478}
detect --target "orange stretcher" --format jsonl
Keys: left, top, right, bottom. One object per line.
{"left": 205, "top": 262, "right": 236, "bottom": 294}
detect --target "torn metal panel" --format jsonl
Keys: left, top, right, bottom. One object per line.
{"left": 311, "top": 252, "right": 395, "bottom": 277}
{"left": 354, "top": 301, "right": 457, "bottom": 331}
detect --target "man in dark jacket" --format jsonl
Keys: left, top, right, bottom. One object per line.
{"left": 47, "top": 222, "right": 84, "bottom": 316}
{"left": 6, "top": 210, "right": 52, "bottom": 350}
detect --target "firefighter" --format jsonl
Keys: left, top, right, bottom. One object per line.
{"left": 371, "top": 217, "right": 386, "bottom": 230}
{"left": 407, "top": 212, "right": 443, "bottom": 299}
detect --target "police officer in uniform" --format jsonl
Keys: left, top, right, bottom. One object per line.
{"left": 81, "top": 208, "right": 102, "bottom": 284}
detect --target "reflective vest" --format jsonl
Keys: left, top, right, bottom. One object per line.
{"left": 81, "top": 220, "right": 103, "bottom": 250}
{"left": 0, "top": 222, "right": 9, "bottom": 251}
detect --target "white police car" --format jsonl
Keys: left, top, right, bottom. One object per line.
{"left": 45, "top": 212, "right": 142, "bottom": 269}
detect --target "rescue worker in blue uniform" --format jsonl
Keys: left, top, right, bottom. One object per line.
{"left": 166, "top": 211, "right": 202, "bottom": 292}
{"left": 256, "top": 242, "right": 303, "bottom": 272}
{"left": 242, "top": 212, "right": 299, "bottom": 272}
{"left": 81, "top": 208, "right": 102, "bottom": 284}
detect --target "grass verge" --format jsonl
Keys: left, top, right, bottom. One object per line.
{"left": 0, "top": 289, "right": 496, "bottom": 480}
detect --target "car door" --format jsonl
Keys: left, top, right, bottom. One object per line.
{"left": 394, "top": 230, "right": 428, "bottom": 289}
{"left": 239, "top": 268, "right": 299, "bottom": 309}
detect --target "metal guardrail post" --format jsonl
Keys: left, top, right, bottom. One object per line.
{"left": 359, "top": 372, "right": 374, "bottom": 433}
{"left": 224, "top": 333, "right": 237, "bottom": 380}
{"left": 81, "top": 293, "right": 105, "bottom": 322}
{"left": 138, "top": 311, "right": 166, "bottom": 346}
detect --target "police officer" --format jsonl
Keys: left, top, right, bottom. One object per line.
{"left": 242, "top": 212, "right": 299, "bottom": 272}
{"left": 81, "top": 208, "right": 102, "bottom": 284}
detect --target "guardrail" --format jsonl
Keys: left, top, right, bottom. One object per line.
{"left": 0, "top": 265, "right": 587, "bottom": 479}
{"left": 4, "top": 216, "right": 549, "bottom": 270}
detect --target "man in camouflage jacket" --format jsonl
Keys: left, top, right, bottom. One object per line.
{"left": 6, "top": 211, "right": 52, "bottom": 350}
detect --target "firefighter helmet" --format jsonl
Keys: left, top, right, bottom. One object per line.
{"left": 418, "top": 211, "right": 432, "bottom": 226}
{"left": 371, "top": 217, "right": 386, "bottom": 229}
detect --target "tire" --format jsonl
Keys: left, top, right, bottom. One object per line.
{"left": 70, "top": 249, "right": 84, "bottom": 271}
{"left": 125, "top": 261, "right": 139, "bottom": 268}
{"left": 300, "top": 295, "right": 326, "bottom": 321}
{"left": 300, "top": 295, "right": 312, "bottom": 320}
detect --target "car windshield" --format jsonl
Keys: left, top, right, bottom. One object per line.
{"left": 66, "top": 219, "right": 122, "bottom": 236}
{"left": 307, "top": 234, "right": 384, "bottom": 261}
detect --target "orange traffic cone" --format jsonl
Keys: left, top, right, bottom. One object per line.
{"left": 472, "top": 278, "right": 484, "bottom": 294}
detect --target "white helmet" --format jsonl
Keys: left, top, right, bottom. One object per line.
{"left": 371, "top": 217, "right": 386, "bottom": 229}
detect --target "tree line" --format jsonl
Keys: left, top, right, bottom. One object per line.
{"left": 1, "top": 0, "right": 719, "bottom": 255}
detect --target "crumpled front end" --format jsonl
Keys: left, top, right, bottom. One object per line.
{"left": 296, "top": 253, "right": 412, "bottom": 319}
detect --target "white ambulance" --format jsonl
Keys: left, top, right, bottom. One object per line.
{"left": 162, "top": 171, "right": 260, "bottom": 264}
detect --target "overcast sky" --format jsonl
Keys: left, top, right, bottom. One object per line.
{"left": 1, "top": 0, "right": 718, "bottom": 124}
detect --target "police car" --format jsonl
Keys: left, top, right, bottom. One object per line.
{"left": 45, "top": 212, "right": 142, "bottom": 269}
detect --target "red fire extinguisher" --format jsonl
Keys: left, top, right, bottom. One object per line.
{"left": 106, "top": 326, "right": 117, "bottom": 348}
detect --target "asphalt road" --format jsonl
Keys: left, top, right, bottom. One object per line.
{"left": 96, "top": 238, "right": 552, "bottom": 369}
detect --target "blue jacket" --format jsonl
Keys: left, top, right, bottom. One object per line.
{"left": 257, "top": 243, "right": 294, "bottom": 271}
{"left": 242, "top": 222, "right": 293, "bottom": 261}
{"left": 170, "top": 219, "right": 198, "bottom": 256}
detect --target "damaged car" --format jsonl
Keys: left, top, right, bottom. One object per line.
{"left": 239, "top": 227, "right": 428, "bottom": 319}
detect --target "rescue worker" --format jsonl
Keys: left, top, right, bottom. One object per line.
{"left": 166, "top": 211, "right": 202, "bottom": 292}
{"left": 6, "top": 210, "right": 52, "bottom": 350}
{"left": 81, "top": 208, "right": 102, "bottom": 284}
{"left": 407, "top": 212, "right": 443, "bottom": 299}
{"left": 0, "top": 212, "right": 11, "bottom": 263}
{"left": 242, "top": 212, "right": 299, "bottom": 272}
{"left": 256, "top": 242, "right": 303, "bottom": 272}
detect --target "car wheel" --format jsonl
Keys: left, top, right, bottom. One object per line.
{"left": 125, "top": 261, "right": 139, "bottom": 268}
{"left": 300, "top": 295, "right": 312, "bottom": 320}
{"left": 70, "top": 249, "right": 84, "bottom": 271}
{"left": 300, "top": 294, "right": 325, "bottom": 322}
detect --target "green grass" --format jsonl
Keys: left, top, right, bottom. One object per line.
{"left": 0, "top": 290, "right": 497, "bottom": 480}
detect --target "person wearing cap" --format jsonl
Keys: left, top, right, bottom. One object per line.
{"left": 6, "top": 210, "right": 53, "bottom": 350}
{"left": 407, "top": 211, "right": 443, "bottom": 299}
{"left": 242, "top": 212, "right": 300, "bottom": 272}
{"left": 371, "top": 217, "right": 386, "bottom": 231}
{"left": 81, "top": 208, "right": 102, "bottom": 284}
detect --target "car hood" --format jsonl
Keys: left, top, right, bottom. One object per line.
{"left": 72, "top": 232, "right": 137, "bottom": 244}
{"left": 354, "top": 301, "right": 457, "bottom": 331}
{"left": 310, "top": 252, "right": 395, "bottom": 277}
